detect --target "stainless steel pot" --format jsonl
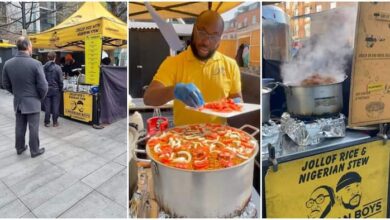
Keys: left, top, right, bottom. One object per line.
{"left": 281, "top": 76, "right": 347, "bottom": 117}
{"left": 262, "top": 83, "right": 278, "bottom": 123}
{"left": 135, "top": 124, "right": 259, "bottom": 218}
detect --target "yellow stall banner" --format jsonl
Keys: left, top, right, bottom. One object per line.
{"left": 64, "top": 92, "right": 93, "bottom": 122}
{"left": 29, "top": 2, "right": 127, "bottom": 51}
{"left": 265, "top": 140, "right": 390, "bottom": 218}
{"left": 85, "top": 34, "right": 102, "bottom": 85}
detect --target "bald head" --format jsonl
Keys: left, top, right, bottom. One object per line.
{"left": 16, "top": 36, "right": 32, "bottom": 56}
{"left": 195, "top": 10, "right": 224, "bottom": 35}
{"left": 191, "top": 10, "right": 224, "bottom": 61}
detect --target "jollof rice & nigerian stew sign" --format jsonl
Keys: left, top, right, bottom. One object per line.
{"left": 265, "top": 140, "right": 389, "bottom": 218}
{"left": 64, "top": 92, "right": 93, "bottom": 122}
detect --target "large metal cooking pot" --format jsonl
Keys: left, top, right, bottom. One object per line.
{"left": 281, "top": 76, "right": 347, "bottom": 117}
{"left": 135, "top": 124, "right": 259, "bottom": 218}
{"left": 262, "top": 82, "right": 278, "bottom": 123}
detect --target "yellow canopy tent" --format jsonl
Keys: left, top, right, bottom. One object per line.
{"left": 30, "top": 2, "right": 127, "bottom": 51}
{"left": 129, "top": 2, "right": 242, "bottom": 19}
{"left": 0, "top": 42, "right": 16, "bottom": 48}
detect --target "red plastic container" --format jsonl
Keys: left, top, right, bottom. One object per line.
{"left": 147, "top": 116, "right": 168, "bottom": 136}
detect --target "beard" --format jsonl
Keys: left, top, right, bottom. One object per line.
{"left": 342, "top": 194, "right": 361, "bottom": 210}
{"left": 190, "top": 34, "right": 216, "bottom": 61}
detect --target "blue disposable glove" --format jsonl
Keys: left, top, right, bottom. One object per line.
{"left": 233, "top": 97, "right": 242, "bottom": 103}
{"left": 174, "top": 83, "right": 204, "bottom": 108}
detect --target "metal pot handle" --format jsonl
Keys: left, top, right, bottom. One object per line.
{"left": 239, "top": 124, "right": 260, "bottom": 137}
{"left": 277, "top": 82, "right": 292, "bottom": 96}
{"left": 265, "top": 82, "right": 280, "bottom": 91}
{"left": 152, "top": 161, "right": 159, "bottom": 176}
{"left": 134, "top": 136, "right": 152, "bottom": 164}
{"left": 134, "top": 149, "right": 151, "bottom": 164}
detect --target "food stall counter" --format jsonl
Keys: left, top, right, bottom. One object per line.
{"left": 262, "top": 130, "right": 372, "bottom": 165}
{"left": 262, "top": 130, "right": 390, "bottom": 218}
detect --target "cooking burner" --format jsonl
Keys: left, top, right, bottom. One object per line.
{"left": 288, "top": 112, "right": 343, "bottom": 123}
{"left": 280, "top": 112, "right": 346, "bottom": 146}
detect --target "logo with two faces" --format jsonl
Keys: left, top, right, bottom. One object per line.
{"left": 306, "top": 172, "right": 362, "bottom": 218}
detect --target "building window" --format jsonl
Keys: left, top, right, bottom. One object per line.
{"left": 286, "top": 2, "right": 290, "bottom": 9}
{"left": 316, "top": 5, "right": 322, "bottom": 12}
{"left": 252, "top": 15, "right": 256, "bottom": 25}
{"left": 294, "top": 20, "right": 299, "bottom": 37}
{"left": 305, "top": 6, "right": 310, "bottom": 15}
{"left": 305, "top": 17, "right": 310, "bottom": 23}
{"left": 294, "top": 8, "right": 299, "bottom": 16}
{"left": 330, "top": 2, "right": 337, "bottom": 9}
{"left": 305, "top": 23, "right": 310, "bottom": 37}
{"left": 238, "top": 22, "right": 242, "bottom": 29}
{"left": 244, "top": 17, "right": 248, "bottom": 27}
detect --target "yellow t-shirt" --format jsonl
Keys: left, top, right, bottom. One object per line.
{"left": 153, "top": 47, "right": 241, "bottom": 126}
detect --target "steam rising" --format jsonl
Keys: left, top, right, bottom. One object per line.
{"left": 282, "top": 6, "right": 358, "bottom": 85}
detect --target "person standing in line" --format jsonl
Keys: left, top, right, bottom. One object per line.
{"left": 43, "top": 51, "right": 63, "bottom": 127}
{"left": 2, "top": 36, "right": 48, "bottom": 158}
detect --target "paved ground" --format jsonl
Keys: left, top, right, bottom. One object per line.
{"left": 0, "top": 90, "right": 127, "bottom": 218}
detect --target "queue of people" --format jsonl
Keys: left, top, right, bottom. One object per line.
{"left": 0, "top": 37, "right": 79, "bottom": 158}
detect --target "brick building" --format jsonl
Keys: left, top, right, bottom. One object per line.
{"left": 220, "top": 2, "right": 260, "bottom": 67}
{"left": 275, "top": 2, "right": 356, "bottom": 41}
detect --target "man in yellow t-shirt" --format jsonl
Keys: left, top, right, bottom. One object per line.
{"left": 144, "top": 10, "right": 242, "bottom": 126}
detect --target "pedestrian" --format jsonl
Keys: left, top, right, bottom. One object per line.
{"left": 144, "top": 10, "right": 242, "bottom": 126}
{"left": 43, "top": 51, "right": 63, "bottom": 127}
{"left": 2, "top": 36, "right": 48, "bottom": 158}
{"left": 235, "top": 43, "right": 250, "bottom": 67}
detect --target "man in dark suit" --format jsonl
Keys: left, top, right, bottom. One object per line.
{"left": 2, "top": 37, "right": 48, "bottom": 158}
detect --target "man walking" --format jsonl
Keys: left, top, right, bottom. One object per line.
{"left": 2, "top": 37, "right": 48, "bottom": 158}
{"left": 43, "top": 51, "right": 63, "bottom": 127}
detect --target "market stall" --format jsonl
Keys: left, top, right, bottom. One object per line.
{"left": 262, "top": 3, "right": 390, "bottom": 218}
{"left": 29, "top": 2, "right": 127, "bottom": 125}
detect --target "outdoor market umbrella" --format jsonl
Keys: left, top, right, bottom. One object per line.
{"left": 29, "top": 2, "right": 127, "bottom": 51}
{"left": 129, "top": 2, "right": 242, "bottom": 50}
{"left": 129, "top": 2, "right": 242, "bottom": 20}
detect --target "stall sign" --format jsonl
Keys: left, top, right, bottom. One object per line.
{"left": 85, "top": 34, "right": 102, "bottom": 85}
{"left": 64, "top": 92, "right": 93, "bottom": 122}
{"left": 350, "top": 3, "right": 390, "bottom": 126}
{"left": 265, "top": 140, "right": 389, "bottom": 218}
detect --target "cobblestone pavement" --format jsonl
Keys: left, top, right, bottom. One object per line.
{"left": 0, "top": 90, "right": 127, "bottom": 218}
